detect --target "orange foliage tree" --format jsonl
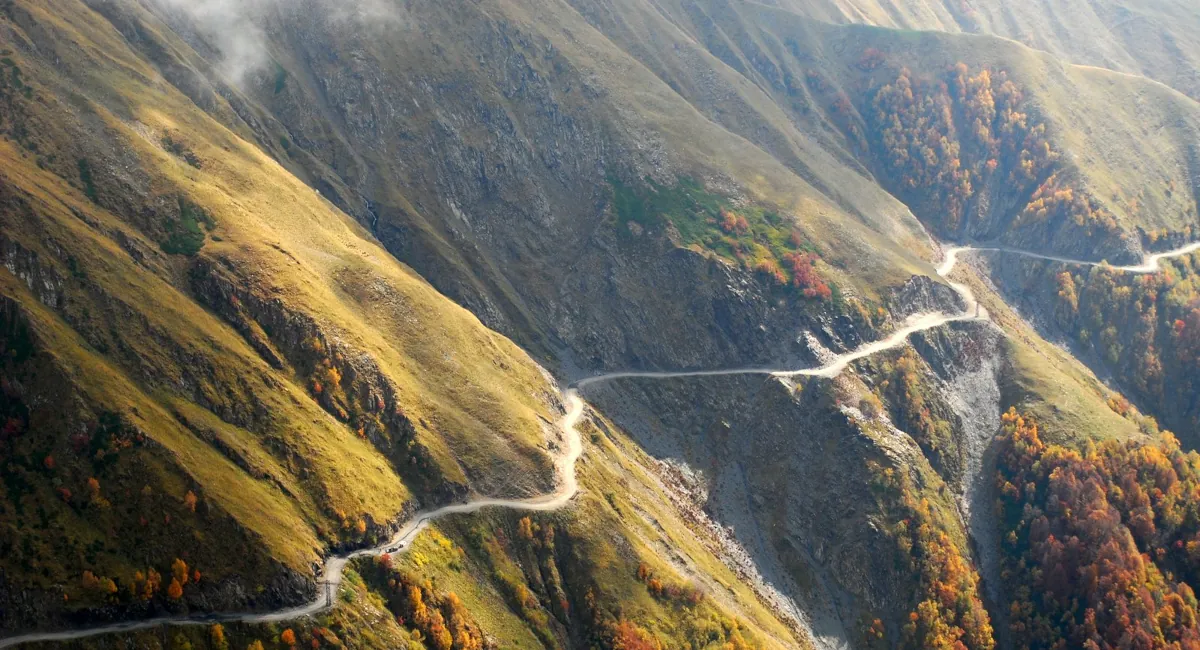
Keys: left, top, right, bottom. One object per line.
{"left": 172, "top": 558, "right": 189, "bottom": 586}
{"left": 783, "top": 252, "right": 832, "bottom": 300}
{"left": 868, "top": 63, "right": 1093, "bottom": 239}
{"left": 996, "top": 409, "right": 1200, "bottom": 648}
{"left": 868, "top": 461, "right": 994, "bottom": 650}
{"left": 610, "top": 620, "right": 660, "bottom": 650}
{"left": 634, "top": 562, "right": 703, "bottom": 606}
{"left": 367, "top": 557, "right": 486, "bottom": 650}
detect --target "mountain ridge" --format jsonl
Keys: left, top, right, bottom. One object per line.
{"left": 5, "top": 0, "right": 1200, "bottom": 648}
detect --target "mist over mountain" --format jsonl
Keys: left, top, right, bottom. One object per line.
{"left": 2, "top": 1, "right": 1200, "bottom": 649}
{"left": 146, "top": 0, "right": 409, "bottom": 83}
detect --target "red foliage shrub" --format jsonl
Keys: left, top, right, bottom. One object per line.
{"left": 784, "top": 252, "right": 832, "bottom": 300}
{"left": 611, "top": 620, "right": 658, "bottom": 650}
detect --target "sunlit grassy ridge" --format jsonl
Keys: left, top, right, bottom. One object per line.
{"left": 26, "top": 401, "right": 807, "bottom": 649}
{"left": 0, "top": 0, "right": 564, "bottom": 627}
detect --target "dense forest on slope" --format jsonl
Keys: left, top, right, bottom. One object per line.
{"left": 865, "top": 62, "right": 1113, "bottom": 243}
{"left": 866, "top": 457, "right": 994, "bottom": 650}
{"left": 996, "top": 410, "right": 1200, "bottom": 649}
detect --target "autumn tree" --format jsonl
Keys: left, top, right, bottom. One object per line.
{"left": 995, "top": 409, "right": 1200, "bottom": 648}
{"left": 868, "top": 63, "right": 1073, "bottom": 237}
{"left": 783, "top": 252, "right": 832, "bottom": 300}
{"left": 82, "top": 571, "right": 117, "bottom": 600}
{"left": 367, "top": 559, "right": 487, "bottom": 650}
{"left": 210, "top": 624, "right": 228, "bottom": 650}
{"left": 86, "top": 477, "right": 109, "bottom": 508}
{"left": 634, "top": 562, "right": 703, "bottom": 606}
{"left": 610, "top": 620, "right": 659, "bottom": 650}
{"left": 867, "top": 456, "right": 994, "bottom": 650}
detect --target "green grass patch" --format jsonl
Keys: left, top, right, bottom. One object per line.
{"left": 161, "top": 197, "right": 214, "bottom": 256}
{"left": 610, "top": 176, "right": 832, "bottom": 299}
{"left": 76, "top": 158, "right": 98, "bottom": 203}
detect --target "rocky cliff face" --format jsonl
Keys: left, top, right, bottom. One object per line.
{"left": 908, "top": 322, "right": 1007, "bottom": 623}
{"left": 580, "top": 318, "right": 1005, "bottom": 647}
{"left": 86, "top": 0, "right": 1198, "bottom": 384}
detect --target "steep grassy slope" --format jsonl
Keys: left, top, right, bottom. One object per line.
{"left": 980, "top": 249, "right": 1200, "bottom": 446}
{"left": 943, "top": 254, "right": 1146, "bottom": 443}
{"left": 585, "top": 1, "right": 1200, "bottom": 260}
{"left": 118, "top": 0, "right": 961, "bottom": 373}
{"left": 0, "top": 0, "right": 565, "bottom": 632}
{"left": 21, "top": 399, "right": 807, "bottom": 650}
{"left": 766, "top": 0, "right": 1200, "bottom": 102}
{"left": 8, "top": 0, "right": 1200, "bottom": 648}
{"left": 353, "top": 403, "right": 808, "bottom": 650}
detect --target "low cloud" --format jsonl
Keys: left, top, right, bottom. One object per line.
{"left": 148, "top": 0, "right": 405, "bottom": 85}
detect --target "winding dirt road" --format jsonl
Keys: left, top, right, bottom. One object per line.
{"left": 576, "top": 245, "right": 990, "bottom": 387}
{"left": 3, "top": 241, "right": 1197, "bottom": 648}
{"left": 940, "top": 241, "right": 1200, "bottom": 274}
{"left": 0, "top": 396, "right": 586, "bottom": 649}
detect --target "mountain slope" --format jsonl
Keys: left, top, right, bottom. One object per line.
{"left": 0, "top": 0, "right": 566, "bottom": 632}
{"left": 8, "top": 0, "right": 1200, "bottom": 649}
{"left": 112, "top": 0, "right": 1200, "bottom": 377}
{"left": 123, "top": 0, "right": 954, "bottom": 370}
{"left": 768, "top": 0, "right": 1200, "bottom": 102}
{"left": 581, "top": 1, "right": 1200, "bottom": 257}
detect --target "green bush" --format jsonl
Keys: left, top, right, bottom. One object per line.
{"left": 161, "top": 198, "right": 214, "bottom": 256}
{"left": 77, "top": 158, "right": 99, "bottom": 202}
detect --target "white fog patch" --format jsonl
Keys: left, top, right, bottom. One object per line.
{"left": 147, "top": 0, "right": 408, "bottom": 84}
